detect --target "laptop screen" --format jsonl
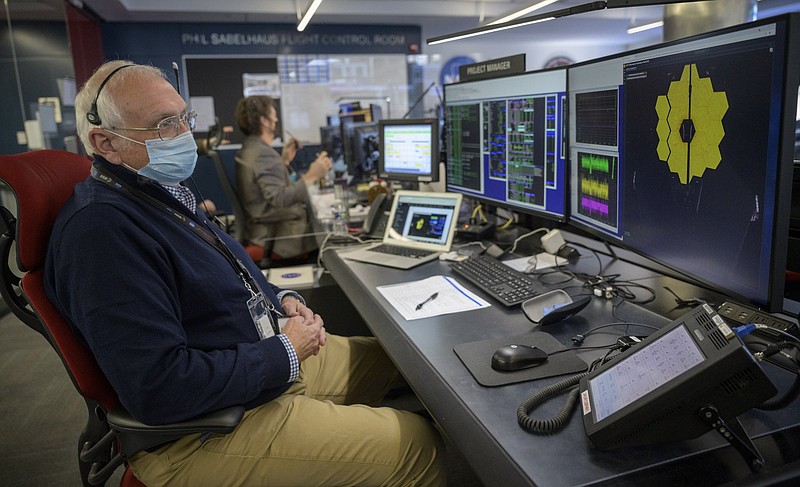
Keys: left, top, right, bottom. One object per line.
{"left": 384, "top": 191, "right": 462, "bottom": 250}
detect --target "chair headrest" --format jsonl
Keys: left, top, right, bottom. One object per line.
{"left": 0, "top": 150, "right": 91, "bottom": 272}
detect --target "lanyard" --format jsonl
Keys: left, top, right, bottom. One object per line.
{"left": 90, "top": 165, "right": 281, "bottom": 331}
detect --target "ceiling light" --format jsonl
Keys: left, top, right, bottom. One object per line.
{"left": 488, "top": 0, "right": 562, "bottom": 26}
{"left": 297, "top": 0, "right": 324, "bottom": 32}
{"left": 429, "top": 16, "right": 557, "bottom": 45}
{"left": 427, "top": 2, "right": 602, "bottom": 46}
{"left": 627, "top": 21, "right": 664, "bottom": 34}
{"left": 426, "top": 0, "right": 703, "bottom": 46}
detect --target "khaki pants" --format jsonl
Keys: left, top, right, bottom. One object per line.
{"left": 129, "top": 335, "right": 446, "bottom": 487}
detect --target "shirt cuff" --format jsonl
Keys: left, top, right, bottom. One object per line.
{"left": 277, "top": 290, "right": 306, "bottom": 307}
{"left": 277, "top": 334, "right": 300, "bottom": 382}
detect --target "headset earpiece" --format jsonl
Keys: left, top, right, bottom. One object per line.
{"left": 86, "top": 64, "right": 133, "bottom": 126}
{"left": 86, "top": 103, "right": 101, "bottom": 126}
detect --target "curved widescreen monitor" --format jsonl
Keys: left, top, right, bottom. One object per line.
{"left": 443, "top": 68, "right": 568, "bottom": 222}
{"left": 567, "top": 14, "right": 800, "bottom": 312}
{"left": 377, "top": 118, "right": 439, "bottom": 183}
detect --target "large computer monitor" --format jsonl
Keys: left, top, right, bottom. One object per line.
{"left": 567, "top": 14, "right": 800, "bottom": 312}
{"left": 443, "top": 68, "right": 568, "bottom": 222}
{"left": 378, "top": 118, "right": 440, "bottom": 183}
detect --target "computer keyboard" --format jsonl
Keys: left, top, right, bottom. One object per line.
{"left": 370, "top": 244, "right": 435, "bottom": 258}
{"left": 449, "top": 254, "right": 539, "bottom": 306}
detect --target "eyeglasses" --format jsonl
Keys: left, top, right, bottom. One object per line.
{"left": 111, "top": 110, "right": 197, "bottom": 140}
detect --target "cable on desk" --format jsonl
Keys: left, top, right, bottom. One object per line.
{"left": 537, "top": 257, "right": 657, "bottom": 305}
{"left": 546, "top": 239, "right": 658, "bottom": 305}
{"left": 570, "top": 321, "right": 659, "bottom": 345}
{"left": 453, "top": 241, "right": 487, "bottom": 254}
{"left": 663, "top": 286, "right": 707, "bottom": 308}
{"left": 508, "top": 227, "right": 549, "bottom": 255}
{"left": 316, "top": 232, "right": 370, "bottom": 269}
{"left": 754, "top": 341, "right": 800, "bottom": 410}
{"left": 517, "top": 341, "right": 638, "bottom": 435}
{"left": 496, "top": 213, "right": 515, "bottom": 230}
{"left": 733, "top": 325, "right": 800, "bottom": 410}
{"left": 517, "top": 372, "right": 587, "bottom": 434}
{"left": 469, "top": 203, "right": 488, "bottom": 224}
{"left": 533, "top": 241, "right": 605, "bottom": 287}
{"left": 753, "top": 324, "right": 800, "bottom": 344}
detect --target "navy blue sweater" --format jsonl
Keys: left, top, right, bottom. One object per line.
{"left": 44, "top": 157, "right": 292, "bottom": 424}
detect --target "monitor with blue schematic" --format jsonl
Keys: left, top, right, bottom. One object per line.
{"left": 377, "top": 118, "right": 439, "bottom": 183}
{"left": 443, "top": 68, "right": 568, "bottom": 222}
{"left": 567, "top": 13, "right": 800, "bottom": 313}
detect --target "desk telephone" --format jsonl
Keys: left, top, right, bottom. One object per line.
{"left": 361, "top": 193, "right": 390, "bottom": 238}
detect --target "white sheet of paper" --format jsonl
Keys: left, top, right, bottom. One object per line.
{"left": 376, "top": 275, "right": 490, "bottom": 321}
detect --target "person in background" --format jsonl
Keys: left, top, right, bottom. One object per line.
{"left": 235, "top": 95, "right": 332, "bottom": 260}
{"left": 45, "top": 60, "right": 445, "bottom": 487}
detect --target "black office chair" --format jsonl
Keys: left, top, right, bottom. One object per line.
{"left": 0, "top": 150, "right": 244, "bottom": 487}
{"left": 208, "top": 148, "right": 278, "bottom": 266}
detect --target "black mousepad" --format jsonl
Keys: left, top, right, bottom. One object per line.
{"left": 454, "top": 332, "right": 587, "bottom": 387}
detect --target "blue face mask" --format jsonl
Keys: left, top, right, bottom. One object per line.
{"left": 136, "top": 131, "right": 198, "bottom": 185}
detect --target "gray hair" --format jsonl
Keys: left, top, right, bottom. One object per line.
{"left": 75, "top": 61, "right": 167, "bottom": 155}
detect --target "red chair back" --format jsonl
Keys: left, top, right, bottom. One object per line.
{"left": 0, "top": 150, "right": 120, "bottom": 412}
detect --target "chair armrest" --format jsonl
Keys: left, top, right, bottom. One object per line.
{"left": 107, "top": 405, "right": 245, "bottom": 458}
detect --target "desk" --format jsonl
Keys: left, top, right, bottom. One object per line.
{"left": 323, "top": 238, "right": 800, "bottom": 486}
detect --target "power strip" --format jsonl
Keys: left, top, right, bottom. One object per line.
{"left": 717, "top": 301, "right": 798, "bottom": 335}
{"left": 717, "top": 301, "right": 799, "bottom": 373}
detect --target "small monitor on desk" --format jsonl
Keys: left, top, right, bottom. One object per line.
{"left": 580, "top": 305, "right": 776, "bottom": 450}
{"left": 378, "top": 118, "right": 439, "bottom": 184}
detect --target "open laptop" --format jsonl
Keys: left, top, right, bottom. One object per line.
{"left": 343, "top": 190, "right": 462, "bottom": 270}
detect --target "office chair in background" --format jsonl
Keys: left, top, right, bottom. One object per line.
{"left": 208, "top": 148, "right": 276, "bottom": 266}
{"left": 0, "top": 150, "right": 243, "bottom": 487}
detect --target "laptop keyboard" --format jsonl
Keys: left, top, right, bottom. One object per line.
{"left": 449, "top": 254, "right": 539, "bottom": 306}
{"left": 370, "top": 244, "right": 436, "bottom": 259}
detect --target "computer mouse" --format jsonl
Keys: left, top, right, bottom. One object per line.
{"left": 491, "top": 344, "right": 549, "bottom": 372}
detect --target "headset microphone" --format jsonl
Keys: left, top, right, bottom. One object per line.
{"left": 172, "top": 61, "right": 182, "bottom": 96}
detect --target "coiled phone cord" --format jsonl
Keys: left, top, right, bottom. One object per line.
{"left": 517, "top": 372, "right": 589, "bottom": 434}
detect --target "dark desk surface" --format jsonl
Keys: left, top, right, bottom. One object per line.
{"left": 323, "top": 237, "right": 800, "bottom": 487}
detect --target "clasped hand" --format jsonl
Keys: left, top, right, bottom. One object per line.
{"left": 281, "top": 297, "right": 326, "bottom": 361}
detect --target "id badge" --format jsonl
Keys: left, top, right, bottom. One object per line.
{"left": 248, "top": 293, "right": 277, "bottom": 340}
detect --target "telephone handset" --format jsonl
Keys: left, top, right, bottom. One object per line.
{"left": 361, "top": 193, "right": 390, "bottom": 238}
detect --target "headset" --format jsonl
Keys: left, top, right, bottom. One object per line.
{"left": 85, "top": 64, "right": 133, "bottom": 126}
